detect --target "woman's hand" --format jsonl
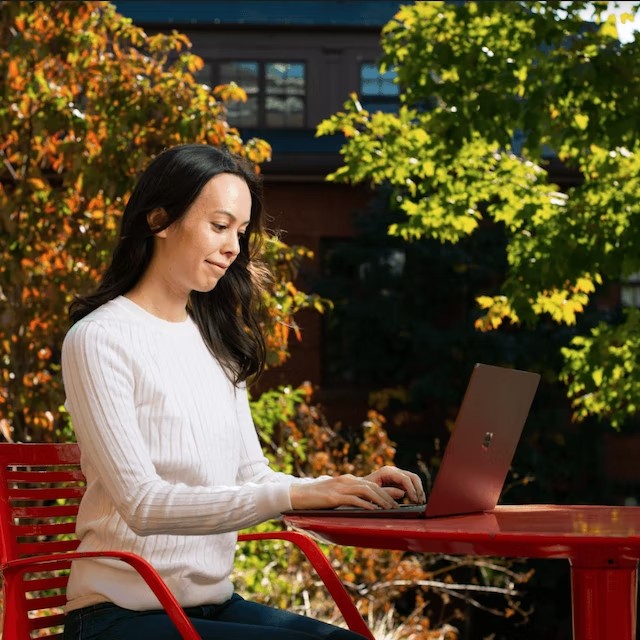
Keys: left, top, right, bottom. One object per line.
{"left": 289, "top": 466, "right": 426, "bottom": 511}
{"left": 364, "top": 465, "right": 426, "bottom": 505}
{"left": 289, "top": 475, "right": 402, "bottom": 511}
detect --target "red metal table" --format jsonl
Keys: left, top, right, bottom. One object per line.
{"left": 285, "top": 505, "right": 640, "bottom": 640}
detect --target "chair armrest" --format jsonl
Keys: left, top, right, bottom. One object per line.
{"left": 238, "top": 531, "right": 374, "bottom": 640}
{"left": 3, "top": 551, "right": 201, "bottom": 640}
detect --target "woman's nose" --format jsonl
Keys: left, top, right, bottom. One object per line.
{"left": 223, "top": 233, "right": 241, "bottom": 256}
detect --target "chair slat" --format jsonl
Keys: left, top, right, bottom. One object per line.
{"left": 8, "top": 486, "right": 85, "bottom": 500}
{"left": 13, "top": 504, "right": 80, "bottom": 518}
{"left": 18, "top": 539, "right": 80, "bottom": 555}
{"left": 28, "top": 612, "right": 65, "bottom": 630}
{"left": 6, "top": 469, "right": 85, "bottom": 482}
{"left": 24, "top": 574, "right": 69, "bottom": 591}
{"left": 15, "top": 522, "right": 77, "bottom": 537}
{"left": 27, "top": 594, "right": 67, "bottom": 610}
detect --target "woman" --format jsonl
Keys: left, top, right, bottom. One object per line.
{"left": 61, "top": 143, "right": 425, "bottom": 639}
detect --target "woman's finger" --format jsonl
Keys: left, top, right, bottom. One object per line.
{"left": 381, "top": 486, "right": 406, "bottom": 499}
{"left": 366, "top": 467, "right": 426, "bottom": 503}
{"left": 348, "top": 479, "right": 398, "bottom": 508}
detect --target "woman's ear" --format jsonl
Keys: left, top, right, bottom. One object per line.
{"left": 147, "top": 208, "right": 169, "bottom": 237}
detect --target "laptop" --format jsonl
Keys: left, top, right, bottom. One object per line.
{"left": 285, "top": 363, "right": 540, "bottom": 519}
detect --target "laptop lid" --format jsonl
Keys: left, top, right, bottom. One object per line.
{"left": 423, "top": 363, "right": 540, "bottom": 517}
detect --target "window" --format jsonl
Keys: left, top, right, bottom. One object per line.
{"left": 359, "top": 62, "right": 399, "bottom": 112}
{"left": 621, "top": 272, "right": 640, "bottom": 308}
{"left": 216, "top": 61, "right": 306, "bottom": 128}
{"left": 358, "top": 249, "right": 406, "bottom": 280}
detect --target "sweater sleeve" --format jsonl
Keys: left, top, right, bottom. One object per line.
{"left": 61, "top": 320, "right": 293, "bottom": 536}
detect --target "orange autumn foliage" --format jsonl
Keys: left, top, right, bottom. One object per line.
{"left": 0, "top": 1, "right": 325, "bottom": 442}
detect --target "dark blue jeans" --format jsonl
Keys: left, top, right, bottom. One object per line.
{"left": 63, "top": 593, "right": 367, "bottom": 639}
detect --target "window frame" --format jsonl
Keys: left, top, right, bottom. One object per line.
{"left": 214, "top": 59, "right": 308, "bottom": 129}
{"left": 358, "top": 61, "right": 400, "bottom": 112}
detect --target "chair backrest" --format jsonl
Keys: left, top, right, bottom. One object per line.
{"left": 0, "top": 443, "right": 375, "bottom": 640}
{"left": 0, "top": 443, "right": 84, "bottom": 639}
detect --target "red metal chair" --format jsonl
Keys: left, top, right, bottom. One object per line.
{"left": 0, "top": 443, "right": 374, "bottom": 640}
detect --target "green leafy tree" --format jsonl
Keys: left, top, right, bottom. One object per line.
{"left": 314, "top": 189, "right": 609, "bottom": 508}
{"left": 318, "top": 0, "right": 640, "bottom": 429}
{"left": 0, "top": 0, "right": 324, "bottom": 442}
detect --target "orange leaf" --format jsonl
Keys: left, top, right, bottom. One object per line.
{"left": 27, "top": 178, "right": 47, "bottom": 190}
{"left": 213, "top": 82, "right": 248, "bottom": 103}
{"left": 8, "top": 58, "right": 19, "bottom": 78}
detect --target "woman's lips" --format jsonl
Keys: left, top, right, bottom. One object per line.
{"left": 205, "top": 260, "right": 228, "bottom": 273}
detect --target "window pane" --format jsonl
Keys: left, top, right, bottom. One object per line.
{"left": 266, "top": 62, "right": 305, "bottom": 96}
{"left": 622, "top": 272, "right": 640, "bottom": 308}
{"left": 219, "top": 61, "right": 259, "bottom": 94}
{"left": 360, "top": 63, "right": 398, "bottom": 97}
{"left": 362, "top": 79, "right": 381, "bottom": 95}
{"left": 265, "top": 63, "right": 305, "bottom": 127}
{"left": 225, "top": 95, "right": 259, "bottom": 127}
{"left": 266, "top": 95, "right": 304, "bottom": 127}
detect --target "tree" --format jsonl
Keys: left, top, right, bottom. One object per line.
{"left": 0, "top": 0, "right": 323, "bottom": 442}
{"left": 317, "top": 0, "right": 640, "bottom": 429}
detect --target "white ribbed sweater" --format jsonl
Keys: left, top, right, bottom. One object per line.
{"left": 61, "top": 296, "right": 311, "bottom": 612}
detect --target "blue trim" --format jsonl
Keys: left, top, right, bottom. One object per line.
{"left": 113, "top": 1, "right": 401, "bottom": 26}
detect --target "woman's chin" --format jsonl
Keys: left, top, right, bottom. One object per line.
{"left": 193, "top": 279, "right": 221, "bottom": 294}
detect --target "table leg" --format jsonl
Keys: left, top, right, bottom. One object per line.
{"left": 570, "top": 561, "right": 638, "bottom": 640}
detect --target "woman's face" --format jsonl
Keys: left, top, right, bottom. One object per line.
{"left": 153, "top": 172, "right": 252, "bottom": 296}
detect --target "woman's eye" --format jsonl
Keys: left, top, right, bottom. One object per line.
{"left": 212, "top": 223, "right": 227, "bottom": 232}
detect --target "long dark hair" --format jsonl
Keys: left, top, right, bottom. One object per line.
{"left": 69, "top": 144, "right": 270, "bottom": 385}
